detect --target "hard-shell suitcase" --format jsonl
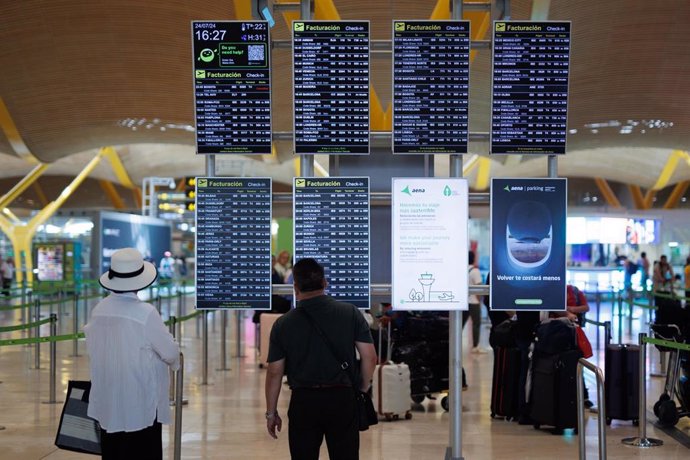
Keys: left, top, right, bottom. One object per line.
{"left": 529, "top": 349, "right": 581, "bottom": 431}
{"left": 605, "top": 344, "right": 640, "bottom": 424}
{"left": 259, "top": 313, "right": 282, "bottom": 368}
{"left": 372, "top": 324, "right": 412, "bottom": 421}
{"left": 491, "top": 346, "right": 521, "bottom": 419}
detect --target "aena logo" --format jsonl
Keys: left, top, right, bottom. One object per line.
{"left": 504, "top": 185, "right": 524, "bottom": 192}
{"left": 401, "top": 186, "right": 426, "bottom": 196}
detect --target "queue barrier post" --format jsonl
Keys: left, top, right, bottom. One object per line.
{"left": 218, "top": 310, "right": 230, "bottom": 371}
{"left": 617, "top": 291, "right": 623, "bottom": 344}
{"left": 34, "top": 299, "right": 41, "bottom": 369}
{"left": 622, "top": 332, "right": 663, "bottom": 448}
{"left": 202, "top": 311, "right": 209, "bottom": 385}
{"left": 577, "top": 359, "right": 606, "bottom": 460}
{"left": 44, "top": 314, "right": 59, "bottom": 404}
{"left": 72, "top": 292, "right": 80, "bottom": 357}
{"left": 176, "top": 291, "right": 183, "bottom": 346}
{"left": 173, "top": 352, "right": 184, "bottom": 460}
{"left": 169, "top": 317, "right": 177, "bottom": 403}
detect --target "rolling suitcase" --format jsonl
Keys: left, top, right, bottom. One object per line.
{"left": 491, "top": 346, "right": 521, "bottom": 419}
{"left": 372, "top": 324, "right": 412, "bottom": 421}
{"left": 258, "top": 313, "right": 282, "bottom": 368}
{"left": 605, "top": 344, "right": 640, "bottom": 425}
{"left": 529, "top": 349, "right": 581, "bottom": 432}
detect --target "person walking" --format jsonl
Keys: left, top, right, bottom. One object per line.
{"left": 1, "top": 255, "right": 14, "bottom": 298}
{"left": 264, "top": 258, "right": 376, "bottom": 460}
{"left": 638, "top": 252, "right": 650, "bottom": 291}
{"left": 463, "top": 250, "right": 486, "bottom": 353}
{"left": 84, "top": 248, "right": 179, "bottom": 460}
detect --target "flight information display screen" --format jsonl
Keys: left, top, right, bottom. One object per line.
{"left": 195, "top": 177, "right": 272, "bottom": 310}
{"left": 393, "top": 20, "right": 470, "bottom": 154}
{"left": 192, "top": 21, "right": 272, "bottom": 154}
{"left": 293, "top": 177, "right": 370, "bottom": 308}
{"left": 293, "top": 21, "right": 370, "bottom": 155}
{"left": 490, "top": 21, "right": 571, "bottom": 155}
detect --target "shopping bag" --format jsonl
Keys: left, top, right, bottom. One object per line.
{"left": 54, "top": 380, "right": 102, "bottom": 455}
{"left": 575, "top": 327, "right": 593, "bottom": 359}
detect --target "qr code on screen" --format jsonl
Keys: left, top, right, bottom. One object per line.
{"left": 248, "top": 45, "right": 265, "bottom": 62}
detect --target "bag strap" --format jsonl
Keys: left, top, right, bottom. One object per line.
{"left": 299, "top": 307, "right": 358, "bottom": 387}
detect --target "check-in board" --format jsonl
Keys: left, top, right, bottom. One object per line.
{"left": 293, "top": 177, "right": 370, "bottom": 308}
{"left": 195, "top": 177, "right": 272, "bottom": 310}
{"left": 490, "top": 21, "right": 571, "bottom": 154}
{"left": 293, "top": 21, "right": 370, "bottom": 155}
{"left": 192, "top": 21, "right": 272, "bottom": 154}
{"left": 392, "top": 178, "right": 469, "bottom": 311}
{"left": 393, "top": 20, "right": 470, "bottom": 154}
{"left": 490, "top": 178, "right": 567, "bottom": 311}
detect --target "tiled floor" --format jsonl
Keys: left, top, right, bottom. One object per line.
{"left": 1, "top": 293, "right": 689, "bottom": 459}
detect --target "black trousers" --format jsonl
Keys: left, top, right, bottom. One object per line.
{"left": 100, "top": 420, "right": 162, "bottom": 460}
{"left": 288, "top": 387, "right": 359, "bottom": 460}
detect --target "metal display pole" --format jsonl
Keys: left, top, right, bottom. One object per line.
{"left": 622, "top": 333, "right": 663, "bottom": 447}
{"left": 202, "top": 311, "right": 209, "bottom": 385}
{"left": 173, "top": 353, "right": 184, "bottom": 460}
{"left": 72, "top": 292, "right": 80, "bottom": 356}
{"left": 34, "top": 299, "right": 41, "bottom": 369}
{"left": 169, "top": 317, "right": 176, "bottom": 402}
{"left": 577, "top": 359, "right": 606, "bottom": 460}
{"left": 176, "top": 291, "right": 183, "bottom": 345}
{"left": 218, "top": 310, "right": 230, "bottom": 370}
{"left": 235, "top": 311, "right": 245, "bottom": 358}
{"left": 299, "top": 0, "right": 314, "bottom": 178}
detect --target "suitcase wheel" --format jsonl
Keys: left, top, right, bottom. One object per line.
{"left": 605, "top": 417, "right": 612, "bottom": 426}
{"left": 533, "top": 424, "right": 541, "bottom": 430}
{"left": 632, "top": 419, "right": 639, "bottom": 426}
{"left": 405, "top": 411, "right": 412, "bottom": 420}
{"left": 654, "top": 393, "right": 671, "bottom": 417}
{"left": 490, "top": 412, "right": 496, "bottom": 419}
{"left": 411, "top": 395, "right": 425, "bottom": 404}
{"left": 441, "top": 396, "right": 449, "bottom": 412}
{"left": 657, "top": 400, "right": 679, "bottom": 427}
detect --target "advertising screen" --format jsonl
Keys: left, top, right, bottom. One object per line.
{"left": 293, "top": 177, "right": 370, "bottom": 308}
{"left": 392, "top": 178, "right": 468, "bottom": 311}
{"left": 98, "top": 212, "right": 172, "bottom": 275}
{"left": 490, "top": 21, "right": 571, "bottom": 154}
{"left": 195, "top": 177, "right": 272, "bottom": 310}
{"left": 192, "top": 21, "right": 272, "bottom": 154}
{"left": 392, "top": 20, "right": 470, "bottom": 154}
{"left": 491, "top": 178, "right": 567, "bottom": 311}
{"left": 293, "top": 21, "right": 370, "bottom": 154}
{"left": 36, "top": 244, "right": 64, "bottom": 282}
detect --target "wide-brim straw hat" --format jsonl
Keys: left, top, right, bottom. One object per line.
{"left": 99, "top": 247, "right": 157, "bottom": 292}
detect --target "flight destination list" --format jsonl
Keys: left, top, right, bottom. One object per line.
{"left": 195, "top": 177, "right": 272, "bottom": 310}
{"left": 491, "top": 21, "right": 571, "bottom": 154}
{"left": 393, "top": 20, "right": 470, "bottom": 154}
{"left": 294, "top": 177, "right": 370, "bottom": 308}
{"left": 293, "top": 21, "right": 370, "bottom": 155}
{"left": 192, "top": 21, "right": 272, "bottom": 154}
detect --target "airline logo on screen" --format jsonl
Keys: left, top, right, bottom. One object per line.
{"left": 197, "top": 179, "right": 208, "bottom": 188}
{"left": 294, "top": 22, "right": 305, "bottom": 32}
{"left": 395, "top": 22, "right": 405, "bottom": 32}
{"left": 295, "top": 178, "right": 306, "bottom": 188}
{"left": 495, "top": 23, "right": 506, "bottom": 32}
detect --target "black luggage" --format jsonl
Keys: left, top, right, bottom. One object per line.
{"left": 491, "top": 346, "right": 521, "bottom": 419}
{"left": 529, "top": 349, "right": 581, "bottom": 432}
{"left": 604, "top": 344, "right": 639, "bottom": 425}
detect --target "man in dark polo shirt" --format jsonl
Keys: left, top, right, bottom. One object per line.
{"left": 264, "top": 258, "right": 376, "bottom": 460}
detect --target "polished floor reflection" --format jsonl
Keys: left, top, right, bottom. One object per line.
{"left": 0, "top": 294, "right": 689, "bottom": 459}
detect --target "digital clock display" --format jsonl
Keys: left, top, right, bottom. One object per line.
{"left": 192, "top": 21, "right": 272, "bottom": 155}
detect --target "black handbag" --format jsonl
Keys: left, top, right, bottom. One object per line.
{"left": 299, "top": 308, "right": 378, "bottom": 431}
{"left": 54, "top": 380, "right": 102, "bottom": 455}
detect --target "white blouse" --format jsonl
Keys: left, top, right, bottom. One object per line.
{"left": 85, "top": 292, "right": 179, "bottom": 433}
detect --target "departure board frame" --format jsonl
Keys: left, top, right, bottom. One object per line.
{"left": 293, "top": 177, "right": 371, "bottom": 308}
{"left": 292, "top": 21, "right": 371, "bottom": 155}
{"left": 195, "top": 177, "right": 273, "bottom": 310}
{"left": 191, "top": 21, "right": 272, "bottom": 155}
{"left": 392, "top": 20, "right": 471, "bottom": 154}
{"left": 490, "top": 21, "right": 571, "bottom": 155}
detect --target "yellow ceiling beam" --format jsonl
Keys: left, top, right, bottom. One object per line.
{"left": 0, "top": 163, "right": 49, "bottom": 209}
{"left": 132, "top": 187, "right": 143, "bottom": 209}
{"left": 0, "top": 96, "right": 42, "bottom": 164}
{"left": 594, "top": 177, "right": 622, "bottom": 208}
{"left": 314, "top": 0, "right": 340, "bottom": 20}
{"left": 643, "top": 189, "right": 656, "bottom": 210}
{"left": 663, "top": 180, "right": 690, "bottom": 209}
{"left": 32, "top": 180, "right": 49, "bottom": 207}
{"left": 100, "top": 146, "right": 135, "bottom": 189}
{"left": 628, "top": 185, "right": 645, "bottom": 209}
{"left": 99, "top": 180, "right": 126, "bottom": 209}
{"left": 650, "top": 149, "right": 690, "bottom": 191}
{"left": 233, "top": 0, "right": 253, "bottom": 19}
{"left": 475, "top": 157, "right": 491, "bottom": 190}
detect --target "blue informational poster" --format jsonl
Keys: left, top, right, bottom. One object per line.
{"left": 490, "top": 178, "right": 567, "bottom": 311}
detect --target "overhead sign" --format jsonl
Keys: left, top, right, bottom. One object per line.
{"left": 293, "top": 177, "right": 370, "bottom": 308}
{"left": 293, "top": 21, "right": 370, "bottom": 155}
{"left": 195, "top": 177, "right": 272, "bottom": 310}
{"left": 490, "top": 21, "right": 571, "bottom": 154}
{"left": 392, "top": 178, "right": 468, "bottom": 311}
{"left": 192, "top": 21, "right": 272, "bottom": 154}
{"left": 490, "top": 178, "right": 567, "bottom": 311}
{"left": 393, "top": 20, "right": 470, "bottom": 154}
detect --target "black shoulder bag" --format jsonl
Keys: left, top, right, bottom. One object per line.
{"left": 299, "top": 307, "right": 378, "bottom": 431}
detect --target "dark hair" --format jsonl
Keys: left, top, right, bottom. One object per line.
{"left": 292, "top": 258, "right": 325, "bottom": 292}
{"left": 641, "top": 252, "right": 646, "bottom": 258}
{"left": 469, "top": 250, "right": 475, "bottom": 265}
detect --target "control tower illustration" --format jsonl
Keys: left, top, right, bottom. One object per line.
{"left": 506, "top": 200, "right": 552, "bottom": 268}
{"left": 418, "top": 272, "right": 435, "bottom": 301}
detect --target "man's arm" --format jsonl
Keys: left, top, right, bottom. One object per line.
{"left": 355, "top": 341, "right": 377, "bottom": 392}
{"left": 265, "top": 359, "right": 285, "bottom": 439}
